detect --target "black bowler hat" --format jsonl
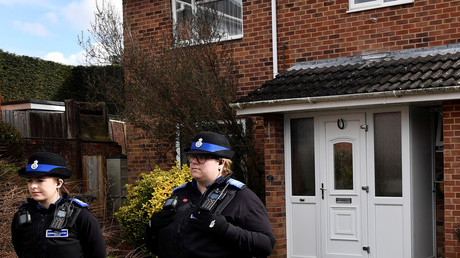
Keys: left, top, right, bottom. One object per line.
{"left": 18, "top": 152, "right": 72, "bottom": 179}
{"left": 184, "top": 131, "right": 234, "bottom": 159}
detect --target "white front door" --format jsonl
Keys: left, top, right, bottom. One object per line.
{"left": 318, "top": 113, "right": 369, "bottom": 258}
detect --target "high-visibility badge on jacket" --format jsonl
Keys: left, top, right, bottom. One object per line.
{"left": 46, "top": 229, "right": 68, "bottom": 238}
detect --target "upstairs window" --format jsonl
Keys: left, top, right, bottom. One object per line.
{"left": 172, "top": 0, "right": 243, "bottom": 42}
{"left": 348, "top": 0, "right": 413, "bottom": 13}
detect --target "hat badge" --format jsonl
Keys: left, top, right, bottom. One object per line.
{"left": 195, "top": 138, "right": 203, "bottom": 148}
{"left": 31, "top": 160, "right": 39, "bottom": 170}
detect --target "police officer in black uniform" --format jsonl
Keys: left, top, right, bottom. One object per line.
{"left": 11, "top": 152, "right": 106, "bottom": 258}
{"left": 145, "top": 131, "right": 275, "bottom": 257}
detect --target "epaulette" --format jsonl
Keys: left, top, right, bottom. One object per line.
{"left": 173, "top": 182, "right": 188, "bottom": 193}
{"left": 227, "top": 178, "right": 246, "bottom": 189}
{"left": 69, "top": 197, "right": 88, "bottom": 208}
{"left": 18, "top": 201, "right": 29, "bottom": 209}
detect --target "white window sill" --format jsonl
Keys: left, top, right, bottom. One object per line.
{"left": 347, "top": 0, "right": 414, "bottom": 13}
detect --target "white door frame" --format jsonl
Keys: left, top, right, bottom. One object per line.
{"left": 285, "top": 107, "right": 413, "bottom": 258}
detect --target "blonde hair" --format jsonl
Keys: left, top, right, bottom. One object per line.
{"left": 221, "top": 158, "right": 233, "bottom": 176}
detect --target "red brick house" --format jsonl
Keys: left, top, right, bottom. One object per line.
{"left": 123, "top": 0, "right": 460, "bottom": 257}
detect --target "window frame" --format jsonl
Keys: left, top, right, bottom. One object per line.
{"left": 348, "top": 0, "right": 414, "bottom": 13}
{"left": 171, "top": 0, "right": 244, "bottom": 42}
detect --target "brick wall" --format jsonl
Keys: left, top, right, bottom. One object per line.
{"left": 125, "top": 123, "right": 177, "bottom": 184}
{"left": 23, "top": 138, "right": 121, "bottom": 183}
{"left": 123, "top": 0, "right": 178, "bottom": 182}
{"left": 124, "top": 1, "right": 460, "bottom": 255}
{"left": 264, "top": 114, "right": 286, "bottom": 257}
{"left": 124, "top": 0, "right": 460, "bottom": 178}
{"left": 276, "top": 0, "right": 460, "bottom": 65}
{"left": 443, "top": 100, "right": 460, "bottom": 257}
{"left": 109, "top": 120, "right": 127, "bottom": 155}
{"left": 122, "top": 0, "right": 275, "bottom": 181}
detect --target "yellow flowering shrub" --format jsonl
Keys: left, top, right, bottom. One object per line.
{"left": 115, "top": 163, "right": 191, "bottom": 247}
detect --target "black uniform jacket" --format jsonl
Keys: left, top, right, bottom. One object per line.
{"left": 11, "top": 195, "right": 106, "bottom": 258}
{"left": 145, "top": 176, "right": 275, "bottom": 258}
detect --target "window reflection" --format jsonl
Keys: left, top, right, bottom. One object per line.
{"left": 291, "top": 118, "right": 315, "bottom": 196}
{"left": 334, "top": 142, "right": 353, "bottom": 190}
{"left": 374, "top": 112, "right": 402, "bottom": 197}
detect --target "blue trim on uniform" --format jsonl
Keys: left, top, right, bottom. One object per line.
{"left": 227, "top": 178, "right": 245, "bottom": 189}
{"left": 71, "top": 198, "right": 88, "bottom": 207}
{"left": 26, "top": 164, "right": 66, "bottom": 172}
{"left": 206, "top": 176, "right": 225, "bottom": 188}
{"left": 19, "top": 201, "right": 28, "bottom": 208}
{"left": 173, "top": 183, "right": 188, "bottom": 193}
{"left": 190, "top": 142, "right": 229, "bottom": 152}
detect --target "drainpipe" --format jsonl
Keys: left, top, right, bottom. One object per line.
{"left": 271, "top": 0, "right": 278, "bottom": 77}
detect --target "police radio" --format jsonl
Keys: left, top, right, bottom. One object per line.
{"left": 163, "top": 196, "right": 178, "bottom": 211}
{"left": 200, "top": 183, "right": 230, "bottom": 212}
{"left": 49, "top": 198, "right": 75, "bottom": 230}
{"left": 17, "top": 207, "right": 32, "bottom": 225}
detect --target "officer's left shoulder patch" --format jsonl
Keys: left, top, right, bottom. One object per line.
{"left": 173, "top": 182, "right": 189, "bottom": 193}
{"left": 70, "top": 198, "right": 88, "bottom": 208}
{"left": 227, "top": 178, "right": 246, "bottom": 189}
{"left": 18, "top": 201, "right": 29, "bottom": 209}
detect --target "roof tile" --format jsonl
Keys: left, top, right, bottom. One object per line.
{"left": 235, "top": 50, "right": 460, "bottom": 103}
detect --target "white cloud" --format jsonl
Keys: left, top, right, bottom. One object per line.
{"left": 44, "top": 51, "right": 85, "bottom": 66}
{"left": 60, "top": 0, "right": 95, "bottom": 31}
{"left": 44, "top": 52, "right": 67, "bottom": 64}
{"left": 0, "top": 0, "right": 34, "bottom": 5}
{"left": 66, "top": 52, "right": 85, "bottom": 66}
{"left": 107, "top": 0, "right": 123, "bottom": 16}
{"left": 13, "top": 20, "right": 50, "bottom": 37}
{"left": 0, "top": 0, "right": 55, "bottom": 8}
{"left": 60, "top": 0, "right": 122, "bottom": 31}
{"left": 44, "top": 11, "right": 59, "bottom": 24}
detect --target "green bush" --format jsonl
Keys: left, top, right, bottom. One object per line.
{"left": 115, "top": 163, "right": 191, "bottom": 247}
{"left": 0, "top": 121, "right": 24, "bottom": 162}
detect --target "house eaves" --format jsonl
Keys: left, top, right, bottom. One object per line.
{"left": 231, "top": 86, "right": 460, "bottom": 115}
{"left": 232, "top": 44, "right": 460, "bottom": 115}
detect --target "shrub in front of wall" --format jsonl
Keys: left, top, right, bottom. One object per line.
{"left": 115, "top": 163, "right": 191, "bottom": 248}
{"left": 0, "top": 121, "right": 24, "bottom": 163}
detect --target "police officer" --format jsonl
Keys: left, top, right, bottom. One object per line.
{"left": 11, "top": 152, "right": 106, "bottom": 258}
{"left": 145, "top": 131, "right": 275, "bottom": 257}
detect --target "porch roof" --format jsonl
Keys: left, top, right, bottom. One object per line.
{"left": 232, "top": 44, "right": 460, "bottom": 115}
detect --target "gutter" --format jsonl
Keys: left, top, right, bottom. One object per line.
{"left": 230, "top": 86, "right": 460, "bottom": 113}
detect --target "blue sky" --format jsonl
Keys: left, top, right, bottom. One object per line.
{"left": 0, "top": 0, "right": 122, "bottom": 66}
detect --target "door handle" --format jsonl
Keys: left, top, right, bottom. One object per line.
{"left": 320, "top": 183, "right": 327, "bottom": 199}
